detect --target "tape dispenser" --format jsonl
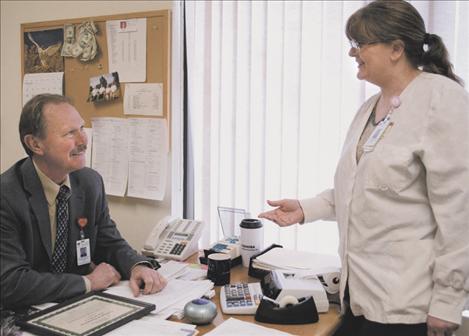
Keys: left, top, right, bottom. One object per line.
{"left": 260, "top": 270, "right": 330, "bottom": 313}
{"left": 254, "top": 295, "right": 319, "bottom": 324}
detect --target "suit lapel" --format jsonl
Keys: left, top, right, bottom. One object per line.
{"left": 21, "top": 158, "right": 53, "bottom": 261}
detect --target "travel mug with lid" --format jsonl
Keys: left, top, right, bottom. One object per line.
{"left": 239, "top": 219, "right": 264, "bottom": 267}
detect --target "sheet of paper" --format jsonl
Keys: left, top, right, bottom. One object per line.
{"left": 31, "top": 302, "right": 57, "bottom": 311}
{"left": 84, "top": 127, "right": 92, "bottom": 167}
{"left": 127, "top": 118, "right": 168, "bottom": 200}
{"left": 205, "top": 318, "right": 294, "bottom": 336}
{"left": 158, "top": 260, "right": 207, "bottom": 281}
{"left": 22, "top": 72, "right": 63, "bottom": 106}
{"left": 158, "top": 260, "right": 189, "bottom": 279}
{"left": 107, "top": 317, "right": 197, "bottom": 336}
{"left": 124, "top": 83, "right": 163, "bottom": 116}
{"left": 154, "top": 283, "right": 212, "bottom": 320}
{"left": 176, "top": 267, "right": 208, "bottom": 281}
{"left": 105, "top": 279, "right": 213, "bottom": 316}
{"left": 254, "top": 248, "right": 341, "bottom": 271}
{"left": 106, "top": 18, "right": 146, "bottom": 82}
{"left": 91, "top": 118, "right": 128, "bottom": 196}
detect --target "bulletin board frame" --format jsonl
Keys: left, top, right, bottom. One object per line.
{"left": 21, "top": 10, "right": 171, "bottom": 127}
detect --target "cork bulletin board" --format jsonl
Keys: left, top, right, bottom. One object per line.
{"left": 21, "top": 10, "right": 171, "bottom": 128}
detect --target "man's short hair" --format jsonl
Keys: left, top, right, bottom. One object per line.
{"left": 19, "top": 94, "right": 72, "bottom": 157}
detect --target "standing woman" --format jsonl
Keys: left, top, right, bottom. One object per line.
{"left": 259, "top": 1, "right": 469, "bottom": 336}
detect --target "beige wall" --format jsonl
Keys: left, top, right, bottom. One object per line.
{"left": 1, "top": 1, "right": 174, "bottom": 250}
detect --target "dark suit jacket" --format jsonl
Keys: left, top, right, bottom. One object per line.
{"left": 0, "top": 158, "right": 150, "bottom": 310}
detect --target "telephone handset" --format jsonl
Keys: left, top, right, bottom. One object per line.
{"left": 142, "top": 216, "right": 204, "bottom": 261}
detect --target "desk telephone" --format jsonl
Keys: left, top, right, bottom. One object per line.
{"left": 142, "top": 216, "right": 204, "bottom": 261}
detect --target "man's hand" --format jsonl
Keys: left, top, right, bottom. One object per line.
{"left": 85, "top": 262, "right": 121, "bottom": 291}
{"left": 129, "top": 265, "right": 167, "bottom": 297}
{"left": 258, "top": 199, "right": 304, "bottom": 226}
{"left": 427, "top": 315, "right": 459, "bottom": 336}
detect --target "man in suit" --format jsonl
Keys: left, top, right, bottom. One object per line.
{"left": 0, "top": 94, "right": 167, "bottom": 310}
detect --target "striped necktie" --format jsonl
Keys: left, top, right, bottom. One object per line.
{"left": 51, "top": 185, "right": 71, "bottom": 273}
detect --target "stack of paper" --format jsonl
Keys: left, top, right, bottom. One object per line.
{"left": 253, "top": 248, "right": 341, "bottom": 273}
{"left": 105, "top": 278, "right": 214, "bottom": 319}
{"left": 158, "top": 260, "right": 191, "bottom": 279}
{"left": 159, "top": 260, "right": 208, "bottom": 281}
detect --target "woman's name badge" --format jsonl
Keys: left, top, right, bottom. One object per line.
{"left": 76, "top": 239, "right": 91, "bottom": 266}
{"left": 363, "top": 118, "right": 393, "bottom": 152}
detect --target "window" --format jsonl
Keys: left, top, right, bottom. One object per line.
{"left": 183, "top": 0, "right": 469, "bottom": 254}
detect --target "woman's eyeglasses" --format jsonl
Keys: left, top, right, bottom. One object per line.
{"left": 349, "top": 39, "right": 382, "bottom": 50}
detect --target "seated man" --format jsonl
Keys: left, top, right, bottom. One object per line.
{"left": 0, "top": 94, "right": 167, "bottom": 311}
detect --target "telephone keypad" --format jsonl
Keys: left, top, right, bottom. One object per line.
{"left": 170, "top": 243, "right": 186, "bottom": 255}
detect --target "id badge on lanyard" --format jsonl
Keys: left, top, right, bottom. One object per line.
{"left": 363, "top": 117, "right": 393, "bottom": 152}
{"left": 363, "top": 96, "right": 400, "bottom": 153}
{"left": 76, "top": 217, "right": 91, "bottom": 266}
{"left": 76, "top": 239, "right": 91, "bottom": 266}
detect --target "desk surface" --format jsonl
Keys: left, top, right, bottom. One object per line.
{"left": 179, "top": 254, "right": 341, "bottom": 336}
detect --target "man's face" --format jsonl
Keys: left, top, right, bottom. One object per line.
{"left": 34, "top": 102, "right": 87, "bottom": 183}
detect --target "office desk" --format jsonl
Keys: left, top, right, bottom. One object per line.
{"left": 179, "top": 254, "right": 341, "bottom": 336}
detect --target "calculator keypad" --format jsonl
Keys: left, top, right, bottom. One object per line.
{"left": 221, "top": 282, "right": 262, "bottom": 314}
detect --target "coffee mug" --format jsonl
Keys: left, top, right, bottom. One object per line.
{"left": 239, "top": 218, "right": 264, "bottom": 267}
{"left": 207, "top": 253, "right": 231, "bottom": 286}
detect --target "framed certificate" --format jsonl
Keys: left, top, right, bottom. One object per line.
{"left": 17, "top": 292, "right": 155, "bottom": 336}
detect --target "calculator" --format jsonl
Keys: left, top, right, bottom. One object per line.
{"left": 220, "top": 282, "right": 263, "bottom": 315}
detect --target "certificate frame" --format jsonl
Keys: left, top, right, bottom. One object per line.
{"left": 17, "top": 292, "right": 155, "bottom": 336}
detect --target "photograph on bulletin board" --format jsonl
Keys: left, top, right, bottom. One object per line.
{"left": 87, "top": 72, "right": 121, "bottom": 103}
{"left": 24, "top": 28, "right": 64, "bottom": 74}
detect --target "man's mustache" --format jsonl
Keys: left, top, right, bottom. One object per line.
{"left": 71, "top": 144, "right": 87, "bottom": 155}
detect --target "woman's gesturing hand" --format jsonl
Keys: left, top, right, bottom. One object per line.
{"left": 258, "top": 199, "right": 305, "bottom": 227}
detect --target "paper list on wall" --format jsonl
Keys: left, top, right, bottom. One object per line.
{"left": 124, "top": 83, "right": 163, "bottom": 116}
{"left": 106, "top": 18, "right": 146, "bottom": 82}
{"left": 127, "top": 118, "right": 168, "bottom": 200}
{"left": 91, "top": 118, "right": 129, "bottom": 197}
{"left": 22, "top": 72, "right": 63, "bottom": 106}
{"left": 84, "top": 128, "right": 93, "bottom": 168}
